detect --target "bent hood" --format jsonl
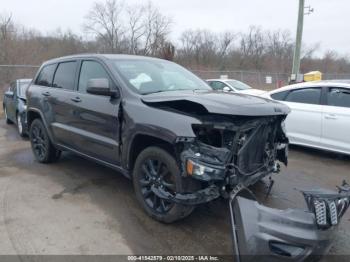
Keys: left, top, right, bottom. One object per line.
{"left": 142, "top": 90, "right": 290, "bottom": 116}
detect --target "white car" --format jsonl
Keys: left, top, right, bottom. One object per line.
{"left": 207, "top": 79, "right": 266, "bottom": 96}
{"left": 263, "top": 80, "right": 350, "bottom": 155}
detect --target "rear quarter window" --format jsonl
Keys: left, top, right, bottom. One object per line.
{"left": 35, "top": 64, "right": 57, "bottom": 87}
{"left": 53, "top": 61, "right": 78, "bottom": 90}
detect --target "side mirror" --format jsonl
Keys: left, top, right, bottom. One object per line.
{"left": 223, "top": 86, "right": 232, "bottom": 92}
{"left": 5, "top": 91, "right": 14, "bottom": 98}
{"left": 86, "top": 78, "right": 119, "bottom": 98}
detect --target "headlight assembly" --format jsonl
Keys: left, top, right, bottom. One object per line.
{"left": 186, "top": 159, "right": 215, "bottom": 176}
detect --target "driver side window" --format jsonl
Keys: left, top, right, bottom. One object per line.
{"left": 78, "top": 61, "right": 111, "bottom": 93}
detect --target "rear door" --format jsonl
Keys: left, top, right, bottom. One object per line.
{"left": 282, "top": 87, "right": 323, "bottom": 147}
{"left": 65, "top": 59, "right": 121, "bottom": 165}
{"left": 49, "top": 61, "right": 79, "bottom": 146}
{"left": 321, "top": 87, "right": 350, "bottom": 154}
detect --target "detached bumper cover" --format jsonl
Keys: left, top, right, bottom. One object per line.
{"left": 230, "top": 182, "right": 350, "bottom": 262}
{"left": 232, "top": 197, "right": 335, "bottom": 261}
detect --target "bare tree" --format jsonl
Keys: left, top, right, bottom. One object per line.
{"left": 84, "top": 0, "right": 125, "bottom": 53}
{"left": 141, "top": 1, "right": 172, "bottom": 56}
{"left": 265, "top": 29, "right": 293, "bottom": 72}
{"left": 126, "top": 4, "right": 146, "bottom": 54}
{"left": 239, "top": 26, "right": 265, "bottom": 70}
{"left": 0, "top": 7, "right": 350, "bottom": 88}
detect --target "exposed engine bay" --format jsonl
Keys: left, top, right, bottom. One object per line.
{"left": 182, "top": 114, "right": 288, "bottom": 189}
{"left": 152, "top": 114, "right": 288, "bottom": 204}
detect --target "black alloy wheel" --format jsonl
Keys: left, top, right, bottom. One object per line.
{"left": 140, "top": 159, "right": 176, "bottom": 214}
{"left": 133, "top": 147, "right": 195, "bottom": 223}
{"left": 29, "top": 119, "right": 61, "bottom": 163}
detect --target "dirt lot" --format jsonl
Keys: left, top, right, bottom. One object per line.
{"left": 0, "top": 118, "right": 350, "bottom": 258}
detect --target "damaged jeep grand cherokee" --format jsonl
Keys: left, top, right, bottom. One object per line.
{"left": 26, "top": 54, "right": 350, "bottom": 261}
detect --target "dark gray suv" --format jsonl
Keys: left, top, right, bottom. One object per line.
{"left": 26, "top": 54, "right": 350, "bottom": 260}
{"left": 26, "top": 54, "right": 289, "bottom": 218}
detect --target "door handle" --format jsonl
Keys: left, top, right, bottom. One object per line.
{"left": 325, "top": 114, "right": 337, "bottom": 120}
{"left": 71, "top": 97, "right": 82, "bottom": 103}
{"left": 42, "top": 91, "right": 51, "bottom": 97}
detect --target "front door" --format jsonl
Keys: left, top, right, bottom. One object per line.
{"left": 65, "top": 60, "right": 121, "bottom": 165}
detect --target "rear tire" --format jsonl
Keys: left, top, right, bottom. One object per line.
{"left": 29, "top": 119, "right": 61, "bottom": 163}
{"left": 133, "top": 147, "right": 194, "bottom": 223}
{"left": 4, "top": 107, "right": 12, "bottom": 124}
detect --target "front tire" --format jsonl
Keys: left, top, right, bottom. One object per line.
{"left": 133, "top": 147, "right": 194, "bottom": 223}
{"left": 29, "top": 119, "right": 61, "bottom": 163}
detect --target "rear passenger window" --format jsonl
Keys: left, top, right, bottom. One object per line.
{"left": 285, "top": 88, "right": 321, "bottom": 105}
{"left": 36, "top": 64, "right": 57, "bottom": 87}
{"left": 327, "top": 88, "right": 350, "bottom": 108}
{"left": 53, "top": 61, "right": 77, "bottom": 90}
{"left": 78, "top": 61, "right": 111, "bottom": 93}
{"left": 271, "top": 90, "right": 289, "bottom": 101}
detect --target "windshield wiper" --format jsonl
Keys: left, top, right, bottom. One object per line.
{"left": 142, "top": 88, "right": 209, "bottom": 95}
{"left": 142, "top": 90, "right": 168, "bottom": 95}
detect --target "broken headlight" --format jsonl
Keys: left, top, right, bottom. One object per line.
{"left": 186, "top": 159, "right": 215, "bottom": 176}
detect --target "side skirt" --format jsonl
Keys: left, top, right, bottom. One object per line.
{"left": 55, "top": 143, "right": 131, "bottom": 179}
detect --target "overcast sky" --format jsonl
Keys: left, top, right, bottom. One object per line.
{"left": 1, "top": 0, "right": 348, "bottom": 56}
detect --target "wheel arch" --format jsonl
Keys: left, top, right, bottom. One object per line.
{"left": 27, "top": 108, "right": 56, "bottom": 143}
{"left": 127, "top": 133, "right": 176, "bottom": 173}
{"left": 27, "top": 109, "right": 43, "bottom": 129}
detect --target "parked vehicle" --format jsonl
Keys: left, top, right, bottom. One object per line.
{"left": 26, "top": 55, "right": 350, "bottom": 260}
{"left": 3, "top": 79, "right": 32, "bottom": 136}
{"left": 207, "top": 78, "right": 265, "bottom": 96}
{"left": 262, "top": 80, "right": 350, "bottom": 155}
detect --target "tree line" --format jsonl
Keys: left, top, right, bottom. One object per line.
{"left": 0, "top": 0, "right": 349, "bottom": 85}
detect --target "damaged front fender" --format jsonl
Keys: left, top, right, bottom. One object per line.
{"left": 230, "top": 182, "right": 350, "bottom": 262}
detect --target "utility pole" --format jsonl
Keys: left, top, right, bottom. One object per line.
{"left": 291, "top": 0, "right": 305, "bottom": 78}
{"left": 291, "top": 1, "right": 314, "bottom": 82}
